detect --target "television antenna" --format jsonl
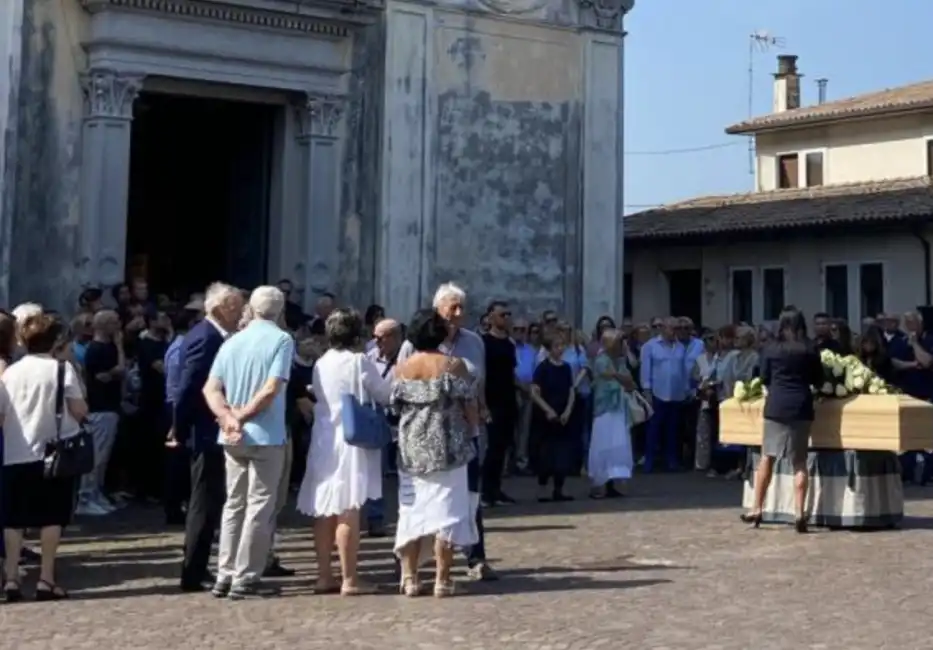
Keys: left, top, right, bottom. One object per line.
{"left": 747, "top": 31, "right": 785, "bottom": 176}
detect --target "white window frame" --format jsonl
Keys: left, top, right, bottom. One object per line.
{"left": 774, "top": 148, "right": 828, "bottom": 188}
{"left": 923, "top": 136, "right": 933, "bottom": 176}
{"left": 728, "top": 266, "right": 757, "bottom": 324}
{"left": 760, "top": 265, "right": 788, "bottom": 322}
{"left": 800, "top": 147, "right": 828, "bottom": 187}
{"left": 821, "top": 261, "right": 887, "bottom": 325}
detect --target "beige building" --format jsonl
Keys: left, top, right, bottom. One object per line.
{"left": 624, "top": 55, "right": 933, "bottom": 328}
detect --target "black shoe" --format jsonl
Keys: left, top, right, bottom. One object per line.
{"left": 180, "top": 581, "right": 209, "bottom": 592}
{"left": 211, "top": 579, "right": 232, "bottom": 598}
{"left": 794, "top": 517, "right": 809, "bottom": 534}
{"left": 3, "top": 581, "right": 22, "bottom": 603}
{"left": 263, "top": 560, "right": 296, "bottom": 578}
{"left": 496, "top": 492, "right": 517, "bottom": 505}
{"left": 228, "top": 582, "right": 280, "bottom": 600}
{"left": 20, "top": 548, "right": 40, "bottom": 564}
{"left": 739, "top": 512, "right": 763, "bottom": 529}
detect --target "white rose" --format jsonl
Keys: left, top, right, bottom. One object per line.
{"left": 821, "top": 382, "right": 834, "bottom": 395}
{"left": 835, "top": 385, "right": 848, "bottom": 398}
{"left": 852, "top": 377, "right": 865, "bottom": 390}
{"left": 733, "top": 381, "right": 747, "bottom": 400}
{"left": 762, "top": 386, "right": 769, "bottom": 397}
{"left": 868, "top": 384, "right": 880, "bottom": 394}
{"left": 832, "top": 363, "right": 845, "bottom": 377}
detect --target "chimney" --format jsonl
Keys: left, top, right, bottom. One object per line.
{"left": 773, "top": 54, "right": 802, "bottom": 113}
{"left": 816, "top": 78, "right": 828, "bottom": 104}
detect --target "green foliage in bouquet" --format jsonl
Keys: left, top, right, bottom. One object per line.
{"left": 731, "top": 349, "right": 898, "bottom": 403}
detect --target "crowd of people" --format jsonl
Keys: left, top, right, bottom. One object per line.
{"left": 1, "top": 271, "right": 931, "bottom": 601}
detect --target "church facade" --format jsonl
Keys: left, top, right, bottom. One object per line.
{"left": 0, "top": 0, "right": 631, "bottom": 326}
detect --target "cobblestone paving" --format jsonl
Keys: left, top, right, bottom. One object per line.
{"left": 3, "top": 474, "right": 933, "bottom": 649}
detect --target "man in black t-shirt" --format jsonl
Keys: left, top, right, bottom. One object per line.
{"left": 481, "top": 301, "right": 518, "bottom": 506}
{"left": 77, "top": 310, "right": 126, "bottom": 516}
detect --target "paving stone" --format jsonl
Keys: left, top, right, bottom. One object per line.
{"left": 2, "top": 473, "right": 931, "bottom": 649}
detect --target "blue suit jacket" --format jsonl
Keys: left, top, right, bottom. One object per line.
{"left": 172, "top": 319, "right": 225, "bottom": 451}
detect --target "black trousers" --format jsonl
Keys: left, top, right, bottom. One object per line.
{"left": 180, "top": 444, "right": 225, "bottom": 587}
{"left": 482, "top": 411, "right": 516, "bottom": 500}
{"left": 466, "top": 445, "right": 486, "bottom": 566}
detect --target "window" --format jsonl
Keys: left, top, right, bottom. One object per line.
{"left": 762, "top": 268, "right": 785, "bottom": 320}
{"left": 824, "top": 264, "right": 849, "bottom": 319}
{"left": 623, "top": 272, "right": 633, "bottom": 319}
{"left": 805, "top": 152, "right": 824, "bottom": 187}
{"left": 778, "top": 154, "right": 799, "bottom": 189}
{"left": 927, "top": 139, "right": 933, "bottom": 176}
{"left": 730, "top": 269, "right": 754, "bottom": 323}
{"left": 860, "top": 263, "right": 884, "bottom": 320}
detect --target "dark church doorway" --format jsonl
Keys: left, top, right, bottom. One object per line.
{"left": 126, "top": 91, "right": 276, "bottom": 301}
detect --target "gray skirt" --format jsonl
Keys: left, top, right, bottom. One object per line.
{"left": 762, "top": 418, "right": 810, "bottom": 466}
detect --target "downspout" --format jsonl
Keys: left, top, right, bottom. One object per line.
{"left": 913, "top": 227, "right": 932, "bottom": 305}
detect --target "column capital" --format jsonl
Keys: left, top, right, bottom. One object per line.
{"left": 81, "top": 69, "right": 144, "bottom": 120}
{"left": 578, "top": 0, "right": 633, "bottom": 32}
{"left": 295, "top": 93, "right": 346, "bottom": 140}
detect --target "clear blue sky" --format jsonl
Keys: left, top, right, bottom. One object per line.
{"left": 624, "top": 0, "right": 933, "bottom": 213}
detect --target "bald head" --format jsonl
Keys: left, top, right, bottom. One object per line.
{"left": 374, "top": 318, "right": 402, "bottom": 357}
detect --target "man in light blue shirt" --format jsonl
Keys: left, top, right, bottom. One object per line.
{"left": 203, "top": 286, "right": 294, "bottom": 599}
{"left": 512, "top": 319, "right": 537, "bottom": 472}
{"left": 640, "top": 317, "right": 689, "bottom": 473}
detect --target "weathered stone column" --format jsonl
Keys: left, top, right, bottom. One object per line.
{"left": 294, "top": 93, "right": 345, "bottom": 308}
{"left": 578, "top": 0, "right": 631, "bottom": 328}
{"left": 79, "top": 69, "right": 142, "bottom": 288}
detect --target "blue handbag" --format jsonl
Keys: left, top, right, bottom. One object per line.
{"left": 342, "top": 355, "right": 391, "bottom": 449}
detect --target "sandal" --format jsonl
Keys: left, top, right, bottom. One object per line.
{"left": 434, "top": 579, "right": 455, "bottom": 598}
{"left": 399, "top": 575, "right": 422, "bottom": 597}
{"left": 3, "top": 580, "right": 23, "bottom": 603}
{"left": 35, "top": 580, "right": 69, "bottom": 601}
{"left": 340, "top": 582, "right": 379, "bottom": 596}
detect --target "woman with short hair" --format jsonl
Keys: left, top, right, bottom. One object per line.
{"left": 392, "top": 308, "right": 478, "bottom": 597}
{"left": 295, "top": 308, "right": 392, "bottom": 595}
{"left": 2, "top": 314, "right": 89, "bottom": 601}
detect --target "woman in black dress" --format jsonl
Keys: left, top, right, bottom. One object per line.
{"left": 858, "top": 325, "right": 894, "bottom": 382}
{"left": 530, "top": 335, "right": 576, "bottom": 502}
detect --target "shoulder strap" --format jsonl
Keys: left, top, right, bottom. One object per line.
{"left": 381, "top": 352, "right": 399, "bottom": 378}
{"left": 55, "top": 360, "right": 65, "bottom": 439}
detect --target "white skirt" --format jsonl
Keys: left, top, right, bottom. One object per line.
{"left": 587, "top": 410, "right": 633, "bottom": 485}
{"left": 393, "top": 464, "right": 478, "bottom": 557}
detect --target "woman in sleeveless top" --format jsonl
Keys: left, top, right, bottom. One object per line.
{"left": 391, "top": 309, "right": 478, "bottom": 598}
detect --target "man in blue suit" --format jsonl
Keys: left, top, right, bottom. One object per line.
{"left": 175, "top": 283, "right": 244, "bottom": 592}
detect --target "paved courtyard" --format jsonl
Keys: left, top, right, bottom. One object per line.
{"left": 3, "top": 473, "right": 933, "bottom": 649}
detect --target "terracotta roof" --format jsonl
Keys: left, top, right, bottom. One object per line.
{"left": 725, "top": 79, "right": 933, "bottom": 134}
{"left": 625, "top": 176, "right": 933, "bottom": 241}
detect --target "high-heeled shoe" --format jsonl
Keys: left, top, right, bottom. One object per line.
{"left": 399, "top": 575, "right": 421, "bottom": 597}
{"left": 739, "top": 512, "right": 762, "bottom": 528}
{"left": 794, "top": 517, "right": 808, "bottom": 534}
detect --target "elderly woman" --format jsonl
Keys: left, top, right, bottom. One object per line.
{"left": 2, "top": 314, "right": 88, "bottom": 601}
{"left": 693, "top": 330, "right": 725, "bottom": 474}
{"left": 716, "top": 325, "right": 760, "bottom": 479}
{"left": 587, "top": 329, "right": 635, "bottom": 498}
{"left": 296, "top": 308, "right": 392, "bottom": 595}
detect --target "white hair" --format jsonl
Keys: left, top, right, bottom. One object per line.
{"left": 204, "top": 282, "right": 239, "bottom": 314}
{"left": 12, "top": 302, "right": 42, "bottom": 325}
{"left": 248, "top": 285, "right": 286, "bottom": 321}
{"left": 432, "top": 282, "right": 466, "bottom": 309}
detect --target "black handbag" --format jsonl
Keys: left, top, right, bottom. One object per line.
{"left": 43, "top": 361, "right": 95, "bottom": 480}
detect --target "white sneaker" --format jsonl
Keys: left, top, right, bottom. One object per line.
{"left": 75, "top": 499, "right": 110, "bottom": 516}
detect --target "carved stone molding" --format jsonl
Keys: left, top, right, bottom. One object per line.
{"left": 80, "top": 0, "right": 353, "bottom": 36}
{"left": 81, "top": 70, "right": 144, "bottom": 119}
{"left": 578, "top": 0, "right": 633, "bottom": 31}
{"left": 295, "top": 93, "right": 346, "bottom": 140}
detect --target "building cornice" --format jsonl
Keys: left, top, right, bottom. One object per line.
{"left": 80, "top": 0, "right": 382, "bottom": 35}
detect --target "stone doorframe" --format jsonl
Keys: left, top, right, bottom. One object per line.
{"left": 78, "top": 0, "right": 363, "bottom": 310}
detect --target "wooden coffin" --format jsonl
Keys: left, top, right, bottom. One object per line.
{"left": 719, "top": 395, "right": 933, "bottom": 452}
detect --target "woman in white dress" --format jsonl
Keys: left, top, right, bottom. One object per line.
{"left": 296, "top": 308, "right": 392, "bottom": 595}
{"left": 587, "top": 329, "right": 636, "bottom": 498}
{"left": 392, "top": 309, "right": 478, "bottom": 598}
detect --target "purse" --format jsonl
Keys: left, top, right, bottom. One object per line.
{"left": 625, "top": 389, "right": 653, "bottom": 426}
{"left": 43, "top": 361, "right": 95, "bottom": 480}
{"left": 342, "top": 354, "right": 392, "bottom": 450}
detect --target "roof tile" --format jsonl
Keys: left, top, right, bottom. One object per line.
{"left": 725, "top": 80, "right": 933, "bottom": 134}
{"left": 625, "top": 176, "right": 933, "bottom": 240}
